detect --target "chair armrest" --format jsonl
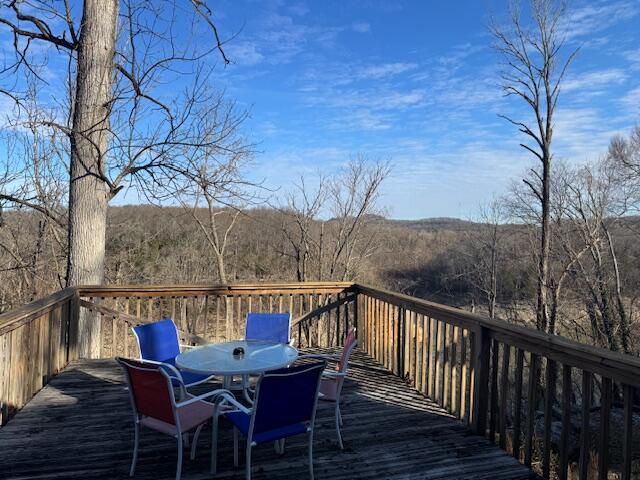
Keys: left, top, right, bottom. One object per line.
{"left": 137, "top": 359, "right": 185, "bottom": 382}
{"left": 322, "top": 371, "right": 346, "bottom": 378}
{"left": 177, "top": 388, "right": 235, "bottom": 408}
{"left": 298, "top": 354, "right": 340, "bottom": 362}
{"left": 211, "top": 391, "right": 252, "bottom": 414}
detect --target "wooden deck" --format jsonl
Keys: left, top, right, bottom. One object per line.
{"left": 0, "top": 351, "right": 537, "bottom": 480}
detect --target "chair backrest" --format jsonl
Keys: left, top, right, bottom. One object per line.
{"left": 116, "top": 357, "right": 176, "bottom": 425}
{"left": 132, "top": 319, "right": 180, "bottom": 364}
{"left": 337, "top": 327, "right": 358, "bottom": 373}
{"left": 245, "top": 312, "right": 291, "bottom": 344}
{"left": 250, "top": 362, "right": 325, "bottom": 436}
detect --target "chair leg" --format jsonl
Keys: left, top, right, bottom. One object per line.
{"left": 335, "top": 403, "right": 344, "bottom": 450}
{"left": 308, "top": 430, "right": 315, "bottom": 480}
{"left": 211, "top": 413, "right": 219, "bottom": 474}
{"left": 337, "top": 402, "right": 343, "bottom": 427}
{"left": 176, "top": 433, "right": 184, "bottom": 480}
{"left": 130, "top": 421, "right": 139, "bottom": 477}
{"left": 273, "top": 438, "right": 285, "bottom": 454}
{"left": 190, "top": 424, "right": 204, "bottom": 460}
{"left": 233, "top": 427, "right": 239, "bottom": 467}
{"left": 245, "top": 442, "right": 252, "bottom": 480}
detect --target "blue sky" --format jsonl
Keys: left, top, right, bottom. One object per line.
{"left": 209, "top": 0, "right": 640, "bottom": 219}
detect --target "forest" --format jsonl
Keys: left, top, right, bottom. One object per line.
{"left": 2, "top": 123, "right": 640, "bottom": 360}
{"left": 0, "top": 0, "right": 638, "bottom": 360}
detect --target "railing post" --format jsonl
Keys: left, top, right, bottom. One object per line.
{"left": 353, "top": 290, "right": 358, "bottom": 336}
{"left": 67, "top": 288, "right": 80, "bottom": 362}
{"left": 471, "top": 325, "right": 490, "bottom": 436}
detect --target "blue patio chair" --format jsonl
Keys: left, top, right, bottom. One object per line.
{"left": 211, "top": 361, "right": 326, "bottom": 480}
{"left": 238, "top": 312, "right": 293, "bottom": 398}
{"left": 245, "top": 312, "right": 292, "bottom": 344}
{"left": 132, "top": 319, "right": 213, "bottom": 388}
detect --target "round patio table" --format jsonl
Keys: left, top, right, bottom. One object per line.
{"left": 175, "top": 340, "right": 298, "bottom": 401}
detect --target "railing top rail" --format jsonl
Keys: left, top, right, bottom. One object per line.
{"left": 78, "top": 281, "right": 355, "bottom": 297}
{"left": 0, "top": 287, "right": 76, "bottom": 336}
{"left": 356, "top": 283, "right": 640, "bottom": 386}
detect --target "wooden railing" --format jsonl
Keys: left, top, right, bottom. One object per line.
{"left": 77, "top": 282, "right": 357, "bottom": 358}
{"left": 2, "top": 281, "right": 640, "bottom": 480}
{"left": 0, "top": 288, "right": 78, "bottom": 425}
{"left": 356, "top": 284, "right": 640, "bottom": 480}
{"left": 0, "top": 282, "right": 357, "bottom": 425}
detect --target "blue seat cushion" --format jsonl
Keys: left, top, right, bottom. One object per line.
{"left": 225, "top": 411, "right": 308, "bottom": 444}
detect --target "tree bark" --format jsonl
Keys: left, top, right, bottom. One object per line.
{"left": 537, "top": 157, "right": 551, "bottom": 332}
{"left": 66, "top": 0, "right": 119, "bottom": 358}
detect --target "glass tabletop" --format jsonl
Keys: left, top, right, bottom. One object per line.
{"left": 175, "top": 340, "right": 298, "bottom": 376}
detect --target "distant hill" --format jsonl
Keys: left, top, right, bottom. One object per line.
{"left": 369, "top": 216, "right": 479, "bottom": 232}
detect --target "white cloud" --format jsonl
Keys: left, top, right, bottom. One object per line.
{"left": 226, "top": 41, "right": 265, "bottom": 66}
{"left": 357, "top": 62, "right": 417, "bottom": 79}
{"left": 288, "top": 2, "right": 309, "bottom": 16}
{"left": 622, "top": 87, "right": 640, "bottom": 111}
{"left": 562, "top": 69, "right": 628, "bottom": 93}
{"left": 562, "top": 1, "right": 640, "bottom": 40}
{"left": 352, "top": 21, "right": 371, "bottom": 33}
{"left": 624, "top": 49, "right": 640, "bottom": 70}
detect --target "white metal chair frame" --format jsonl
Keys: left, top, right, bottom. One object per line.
{"left": 298, "top": 332, "right": 358, "bottom": 449}
{"left": 119, "top": 358, "right": 233, "bottom": 480}
{"left": 211, "top": 364, "right": 324, "bottom": 480}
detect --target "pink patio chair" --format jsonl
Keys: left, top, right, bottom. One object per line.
{"left": 299, "top": 327, "right": 358, "bottom": 449}
{"left": 116, "top": 357, "right": 230, "bottom": 480}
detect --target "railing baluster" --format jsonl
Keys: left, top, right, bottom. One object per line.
{"left": 451, "top": 325, "right": 459, "bottom": 417}
{"left": 422, "top": 315, "right": 429, "bottom": 396}
{"left": 622, "top": 384, "right": 634, "bottom": 480}
{"left": 499, "top": 343, "right": 510, "bottom": 450}
{"left": 443, "top": 323, "right": 451, "bottom": 411}
{"left": 524, "top": 353, "right": 538, "bottom": 467}
{"left": 512, "top": 348, "right": 524, "bottom": 459}
{"left": 435, "top": 320, "right": 443, "bottom": 405}
{"left": 542, "top": 359, "right": 556, "bottom": 479}
{"left": 460, "top": 328, "right": 468, "bottom": 423}
{"left": 559, "top": 364, "right": 572, "bottom": 480}
{"left": 579, "top": 370, "right": 592, "bottom": 480}
{"left": 597, "top": 376, "right": 611, "bottom": 480}
{"left": 416, "top": 313, "right": 424, "bottom": 393}
{"left": 429, "top": 317, "right": 437, "bottom": 399}
{"left": 471, "top": 327, "right": 490, "bottom": 436}
{"left": 489, "top": 339, "right": 499, "bottom": 443}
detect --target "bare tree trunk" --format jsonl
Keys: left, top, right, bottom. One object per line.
{"left": 603, "top": 223, "right": 630, "bottom": 353}
{"left": 67, "top": 0, "right": 119, "bottom": 358}
{"left": 214, "top": 251, "right": 228, "bottom": 284}
{"left": 537, "top": 160, "right": 551, "bottom": 332}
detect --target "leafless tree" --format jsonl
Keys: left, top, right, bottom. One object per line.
{"left": 557, "top": 160, "right": 635, "bottom": 352}
{"left": 279, "top": 175, "right": 327, "bottom": 282}
{"left": 0, "top": 83, "right": 68, "bottom": 302}
{"left": 0, "top": 0, "right": 245, "bottom": 355}
{"left": 459, "top": 199, "right": 509, "bottom": 318}
{"left": 491, "top": 0, "right": 578, "bottom": 333}
{"left": 279, "top": 156, "right": 390, "bottom": 282}
{"left": 173, "top": 110, "right": 255, "bottom": 283}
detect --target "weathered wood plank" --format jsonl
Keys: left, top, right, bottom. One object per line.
{"left": 0, "top": 353, "right": 536, "bottom": 480}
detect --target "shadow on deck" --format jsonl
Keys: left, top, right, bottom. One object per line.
{"left": 0, "top": 351, "right": 537, "bottom": 480}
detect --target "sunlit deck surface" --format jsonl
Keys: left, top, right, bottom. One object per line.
{"left": 0, "top": 350, "right": 537, "bottom": 480}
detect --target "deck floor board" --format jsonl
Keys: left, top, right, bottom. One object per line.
{"left": 0, "top": 351, "right": 537, "bottom": 479}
